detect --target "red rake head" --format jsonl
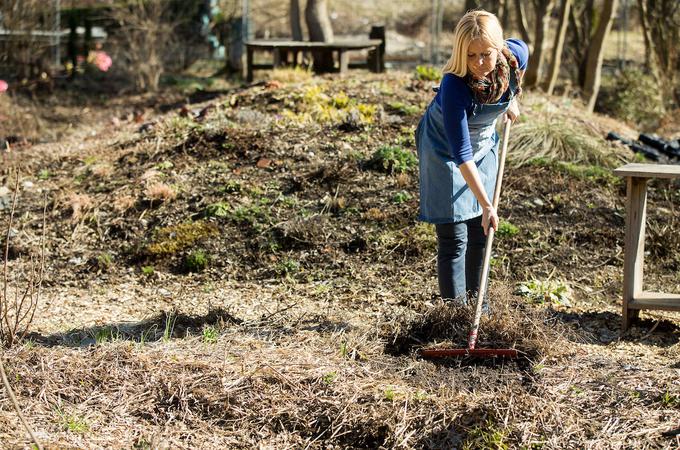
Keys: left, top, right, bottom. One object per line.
{"left": 420, "top": 347, "right": 518, "bottom": 358}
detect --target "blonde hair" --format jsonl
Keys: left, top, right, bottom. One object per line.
{"left": 442, "top": 10, "right": 505, "bottom": 77}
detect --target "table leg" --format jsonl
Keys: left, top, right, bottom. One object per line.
{"left": 246, "top": 47, "right": 254, "bottom": 82}
{"left": 622, "top": 176, "right": 647, "bottom": 331}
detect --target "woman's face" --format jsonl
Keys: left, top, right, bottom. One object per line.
{"left": 466, "top": 38, "right": 498, "bottom": 79}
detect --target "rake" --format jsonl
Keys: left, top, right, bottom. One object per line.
{"left": 421, "top": 120, "right": 518, "bottom": 359}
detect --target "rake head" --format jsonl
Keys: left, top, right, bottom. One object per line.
{"left": 420, "top": 347, "right": 518, "bottom": 358}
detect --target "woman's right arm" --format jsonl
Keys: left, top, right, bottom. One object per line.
{"left": 440, "top": 75, "right": 498, "bottom": 234}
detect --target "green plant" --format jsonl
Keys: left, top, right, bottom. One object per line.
{"left": 202, "top": 325, "right": 218, "bottom": 344}
{"left": 96, "top": 252, "right": 113, "bottom": 271}
{"left": 388, "top": 101, "right": 420, "bottom": 116}
{"left": 660, "top": 391, "right": 679, "bottom": 407}
{"left": 275, "top": 258, "right": 300, "bottom": 278}
{"left": 56, "top": 408, "right": 89, "bottom": 434}
{"left": 156, "top": 161, "right": 174, "bottom": 170}
{"left": 37, "top": 169, "right": 51, "bottom": 180}
{"left": 322, "top": 372, "right": 337, "bottom": 385}
{"left": 163, "top": 312, "right": 176, "bottom": 342}
{"left": 384, "top": 387, "right": 396, "bottom": 401}
{"left": 141, "top": 265, "right": 155, "bottom": 276}
{"left": 229, "top": 204, "right": 268, "bottom": 226}
{"left": 413, "top": 390, "right": 428, "bottom": 401}
{"left": 204, "top": 202, "right": 230, "bottom": 218}
{"left": 223, "top": 180, "right": 241, "bottom": 193}
{"left": 184, "top": 249, "right": 210, "bottom": 272}
{"left": 496, "top": 220, "right": 519, "bottom": 238}
{"left": 462, "top": 421, "right": 508, "bottom": 450}
{"left": 517, "top": 279, "right": 572, "bottom": 306}
{"left": 370, "top": 145, "right": 417, "bottom": 174}
{"left": 93, "top": 326, "right": 118, "bottom": 344}
{"left": 414, "top": 65, "right": 442, "bottom": 81}
{"left": 392, "top": 191, "right": 412, "bottom": 204}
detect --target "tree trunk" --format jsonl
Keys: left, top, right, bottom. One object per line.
{"left": 305, "top": 0, "right": 334, "bottom": 72}
{"left": 583, "top": 0, "right": 618, "bottom": 112}
{"left": 546, "top": 0, "right": 571, "bottom": 94}
{"left": 637, "top": 0, "right": 679, "bottom": 106}
{"left": 513, "top": 0, "right": 531, "bottom": 45}
{"left": 464, "top": 0, "right": 479, "bottom": 13}
{"left": 524, "top": 0, "right": 554, "bottom": 88}
{"left": 290, "top": 0, "right": 303, "bottom": 40}
{"left": 499, "top": 0, "right": 511, "bottom": 31}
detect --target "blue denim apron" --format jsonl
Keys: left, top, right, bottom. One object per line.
{"left": 416, "top": 72, "right": 517, "bottom": 224}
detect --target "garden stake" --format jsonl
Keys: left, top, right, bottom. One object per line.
{"left": 421, "top": 120, "right": 518, "bottom": 359}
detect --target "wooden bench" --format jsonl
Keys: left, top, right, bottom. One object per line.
{"left": 613, "top": 163, "right": 680, "bottom": 330}
{"left": 244, "top": 38, "right": 384, "bottom": 82}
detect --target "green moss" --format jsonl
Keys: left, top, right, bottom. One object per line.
{"left": 145, "top": 221, "right": 219, "bottom": 257}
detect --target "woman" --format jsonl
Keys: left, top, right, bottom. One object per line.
{"left": 415, "top": 10, "right": 528, "bottom": 302}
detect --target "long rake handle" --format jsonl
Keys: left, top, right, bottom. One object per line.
{"left": 467, "top": 120, "right": 511, "bottom": 350}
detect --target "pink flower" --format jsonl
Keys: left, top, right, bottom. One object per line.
{"left": 93, "top": 51, "right": 112, "bottom": 72}
{"left": 0, "top": 80, "right": 7, "bottom": 93}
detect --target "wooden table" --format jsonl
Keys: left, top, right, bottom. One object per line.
{"left": 613, "top": 163, "right": 680, "bottom": 330}
{"left": 244, "top": 39, "right": 384, "bottom": 82}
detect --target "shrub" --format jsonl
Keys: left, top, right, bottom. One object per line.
{"left": 370, "top": 145, "right": 418, "bottom": 174}
{"left": 597, "top": 67, "right": 665, "bottom": 132}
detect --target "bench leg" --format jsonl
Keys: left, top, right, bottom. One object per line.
{"left": 338, "top": 49, "right": 348, "bottom": 74}
{"left": 246, "top": 47, "right": 254, "bottom": 82}
{"left": 622, "top": 177, "right": 647, "bottom": 332}
{"left": 368, "top": 47, "right": 380, "bottom": 73}
{"left": 273, "top": 48, "right": 282, "bottom": 68}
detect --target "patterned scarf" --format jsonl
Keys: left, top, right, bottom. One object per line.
{"left": 466, "top": 46, "right": 522, "bottom": 104}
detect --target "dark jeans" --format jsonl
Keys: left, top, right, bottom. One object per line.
{"left": 435, "top": 215, "right": 487, "bottom": 300}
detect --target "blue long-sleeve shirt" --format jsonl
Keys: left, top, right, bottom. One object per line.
{"left": 435, "top": 38, "right": 529, "bottom": 166}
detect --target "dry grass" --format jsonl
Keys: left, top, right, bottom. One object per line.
{"left": 266, "top": 67, "right": 314, "bottom": 84}
{"left": 144, "top": 182, "right": 177, "bottom": 203}
{"left": 64, "top": 193, "right": 93, "bottom": 222}
{"left": 385, "top": 286, "right": 574, "bottom": 361}
{"left": 0, "top": 289, "right": 676, "bottom": 448}
{"left": 509, "top": 94, "right": 630, "bottom": 168}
